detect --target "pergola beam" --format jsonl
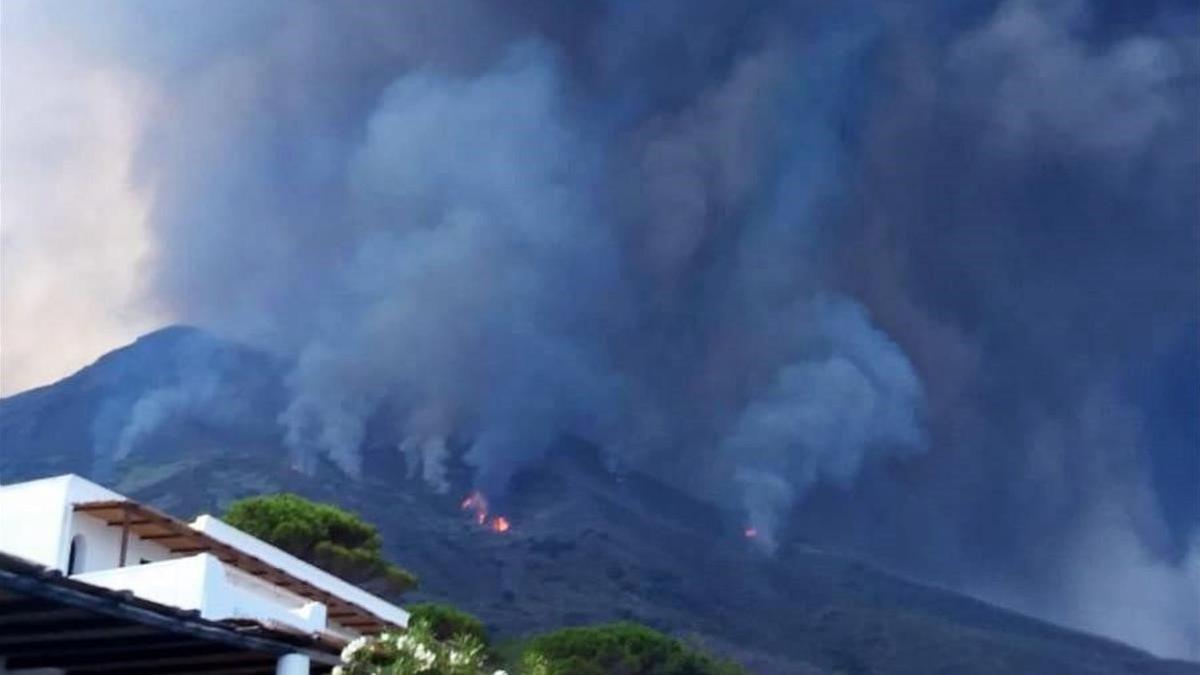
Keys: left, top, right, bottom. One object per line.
{"left": 6, "top": 643, "right": 248, "bottom": 670}
{"left": 0, "top": 611, "right": 154, "bottom": 639}
{"left": 76, "top": 661, "right": 279, "bottom": 675}
{"left": 0, "top": 635, "right": 198, "bottom": 657}
{"left": 118, "top": 502, "right": 132, "bottom": 567}
{"left": 74, "top": 499, "right": 395, "bottom": 634}
{"left": 0, "top": 560, "right": 340, "bottom": 666}
{"left": 0, "top": 598, "right": 86, "bottom": 624}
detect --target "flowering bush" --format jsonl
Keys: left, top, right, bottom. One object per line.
{"left": 332, "top": 619, "right": 741, "bottom": 675}
{"left": 334, "top": 620, "right": 502, "bottom": 675}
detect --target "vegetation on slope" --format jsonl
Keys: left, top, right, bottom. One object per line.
{"left": 224, "top": 495, "right": 738, "bottom": 673}
{"left": 341, "top": 617, "right": 744, "bottom": 675}
{"left": 517, "top": 622, "right": 745, "bottom": 675}
{"left": 409, "top": 602, "right": 491, "bottom": 648}
{"left": 224, "top": 492, "right": 418, "bottom": 594}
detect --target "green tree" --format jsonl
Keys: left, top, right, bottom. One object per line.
{"left": 520, "top": 622, "right": 744, "bottom": 675}
{"left": 408, "top": 603, "right": 489, "bottom": 647}
{"left": 223, "top": 493, "right": 417, "bottom": 594}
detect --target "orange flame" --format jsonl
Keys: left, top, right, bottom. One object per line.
{"left": 461, "top": 490, "right": 511, "bottom": 533}
{"left": 461, "top": 491, "right": 489, "bottom": 524}
{"left": 743, "top": 526, "right": 759, "bottom": 539}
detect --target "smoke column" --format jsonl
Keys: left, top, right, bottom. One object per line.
{"left": 5, "top": 0, "right": 1197, "bottom": 658}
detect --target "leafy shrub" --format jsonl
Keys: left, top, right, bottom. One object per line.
{"left": 520, "top": 622, "right": 744, "bottom": 675}
{"left": 409, "top": 603, "right": 490, "bottom": 647}
{"left": 224, "top": 493, "right": 417, "bottom": 593}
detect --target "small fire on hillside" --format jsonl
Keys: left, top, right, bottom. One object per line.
{"left": 461, "top": 491, "right": 488, "bottom": 524}
{"left": 460, "top": 490, "right": 511, "bottom": 534}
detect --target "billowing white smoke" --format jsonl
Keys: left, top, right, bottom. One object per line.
{"left": 114, "top": 375, "right": 223, "bottom": 460}
{"left": 726, "top": 296, "right": 925, "bottom": 549}
{"left": 277, "top": 46, "right": 624, "bottom": 490}
{"left": 267, "top": 27, "right": 926, "bottom": 535}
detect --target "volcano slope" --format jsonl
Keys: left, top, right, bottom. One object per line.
{"left": 2, "top": 327, "right": 1196, "bottom": 675}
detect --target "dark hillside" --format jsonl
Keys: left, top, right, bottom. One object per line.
{"left": 2, "top": 328, "right": 1196, "bottom": 675}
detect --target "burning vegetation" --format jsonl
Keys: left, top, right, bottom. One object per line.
{"left": 460, "top": 490, "right": 511, "bottom": 533}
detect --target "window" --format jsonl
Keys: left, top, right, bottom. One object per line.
{"left": 67, "top": 535, "right": 86, "bottom": 575}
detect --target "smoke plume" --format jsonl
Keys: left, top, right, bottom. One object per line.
{"left": 5, "top": 0, "right": 1197, "bottom": 658}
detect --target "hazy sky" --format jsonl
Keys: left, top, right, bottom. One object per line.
{"left": 2, "top": 9, "right": 164, "bottom": 394}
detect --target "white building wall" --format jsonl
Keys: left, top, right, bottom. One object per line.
{"left": 0, "top": 476, "right": 72, "bottom": 569}
{"left": 217, "top": 563, "right": 327, "bottom": 630}
{"left": 57, "top": 475, "right": 143, "bottom": 573}
{"left": 0, "top": 474, "right": 169, "bottom": 574}
{"left": 65, "top": 512, "right": 173, "bottom": 574}
{"left": 2, "top": 474, "right": 409, "bottom": 637}
{"left": 75, "top": 554, "right": 209, "bottom": 612}
{"left": 193, "top": 515, "right": 410, "bottom": 628}
{"left": 75, "top": 553, "right": 327, "bottom": 633}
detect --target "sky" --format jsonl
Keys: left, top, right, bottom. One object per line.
{"left": 1, "top": 12, "right": 161, "bottom": 394}
{"left": 1, "top": 0, "right": 1197, "bottom": 659}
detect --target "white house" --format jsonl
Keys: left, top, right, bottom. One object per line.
{"left": 0, "top": 474, "right": 410, "bottom": 674}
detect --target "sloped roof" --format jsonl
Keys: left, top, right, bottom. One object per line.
{"left": 0, "top": 550, "right": 340, "bottom": 674}
{"left": 74, "top": 500, "right": 398, "bottom": 634}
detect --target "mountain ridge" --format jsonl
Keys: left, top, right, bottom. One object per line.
{"left": 2, "top": 326, "right": 1196, "bottom": 675}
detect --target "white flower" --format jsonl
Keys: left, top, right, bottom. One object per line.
{"left": 493, "top": 670, "right": 509, "bottom": 675}
{"left": 340, "top": 636, "right": 368, "bottom": 662}
{"left": 412, "top": 643, "right": 436, "bottom": 667}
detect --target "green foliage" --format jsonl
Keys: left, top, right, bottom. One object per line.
{"left": 518, "top": 651, "right": 552, "bottom": 675}
{"left": 519, "top": 622, "right": 744, "bottom": 675}
{"left": 336, "top": 620, "right": 488, "bottom": 675}
{"left": 223, "top": 493, "right": 417, "bottom": 594}
{"left": 408, "top": 603, "right": 490, "bottom": 647}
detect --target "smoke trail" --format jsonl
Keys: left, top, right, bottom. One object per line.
{"left": 86, "top": 327, "right": 286, "bottom": 477}
{"left": 724, "top": 295, "right": 925, "bottom": 549}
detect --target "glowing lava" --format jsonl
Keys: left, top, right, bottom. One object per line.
{"left": 460, "top": 490, "right": 511, "bottom": 533}
{"left": 743, "top": 526, "right": 759, "bottom": 539}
